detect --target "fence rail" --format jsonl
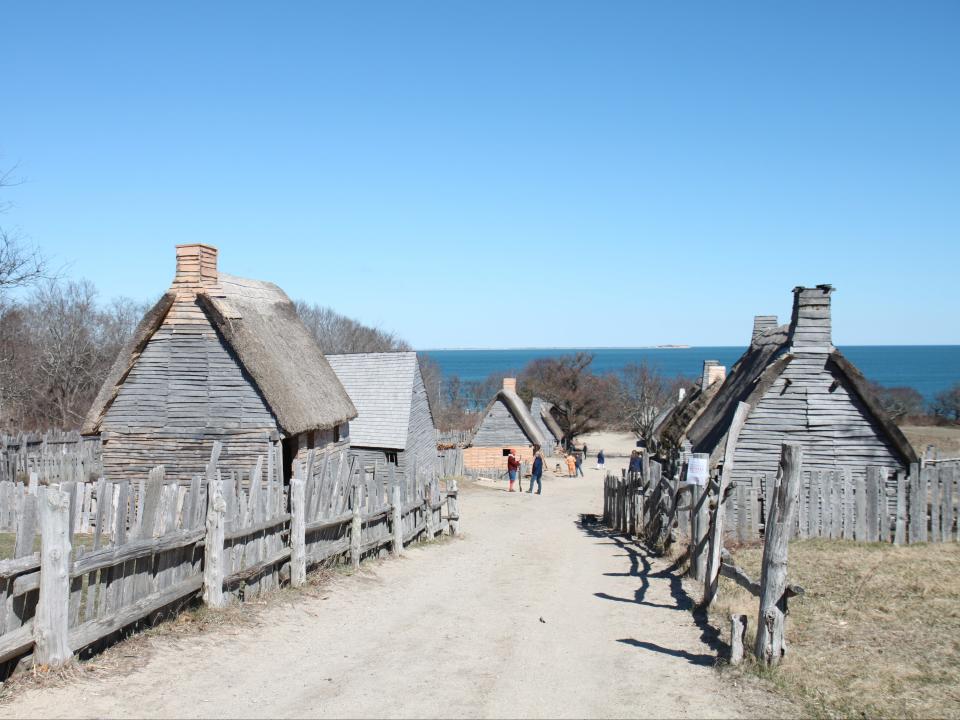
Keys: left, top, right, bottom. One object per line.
{"left": 0, "top": 441, "right": 460, "bottom": 676}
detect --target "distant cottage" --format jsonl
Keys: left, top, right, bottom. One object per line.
{"left": 464, "top": 378, "right": 545, "bottom": 470}
{"left": 325, "top": 352, "right": 438, "bottom": 482}
{"left": 530, "top": 396, "right": 563, "bottom": 454}
{"left": 82, "top": 244, "right": 357, "bottom": 482}
{"left": 662, "top": 285, "right": 917, "bottom": 482}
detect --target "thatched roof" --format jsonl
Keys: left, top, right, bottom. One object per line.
{"left": 326, "top": 352, "right": 426, "bottom": 450}
{"left": 530, "top": 397, "right": 563, "bottom": 444}
{"left": 685, "top": 323, "right": 790, "bottom": 456}
{"left": 472, "top": 387, "right": 546, "bottom": 448}
{"left": 83, "top": 273, "right": 357, "bottom": 436}
{"left": 684, "top": 324, "right": 918, "bottom": 468}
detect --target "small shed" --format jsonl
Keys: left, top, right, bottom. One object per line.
{"left": 325, "top": 352, "right": 438, "bottom": 482}
{"left": 684, "top": 286, "right": 917, "bottom": 483}
{"left": 83, "top": 244, "right": 357, "bottom": 482}
{"left": 464, "top": 378, "right": 545, "bottom": 469}
{"left": 530, "top": 396, "right": 563, "bottom": 454}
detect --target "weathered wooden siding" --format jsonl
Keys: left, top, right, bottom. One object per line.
{"left": 101, "top": 298, "right": 280, "bottom": 481}
{"left": 471, "top": 400, "right": 531, "bottom": 448}
{"left": 406, "top": 363, "right": 439, "bottom": 480}
{"left": 730, "top": 352, "right": 905, "bottom": 484}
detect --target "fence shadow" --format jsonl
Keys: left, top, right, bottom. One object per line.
{"left": 576, "top": 514, "right": 727, "bottom": 663}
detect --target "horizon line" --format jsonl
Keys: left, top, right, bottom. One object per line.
{"left": 416, "top": 343, "right": 960, "bottom": 352}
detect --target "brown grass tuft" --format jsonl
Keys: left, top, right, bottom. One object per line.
{"left": 709, "top": 539, "right": 960, "bottom": 719}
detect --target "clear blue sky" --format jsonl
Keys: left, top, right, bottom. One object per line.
{"left": 2, "top": 1, "right": 957, "bottom": 348}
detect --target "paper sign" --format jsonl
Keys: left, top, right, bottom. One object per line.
{"left": 687, "top": 455, "right": 710, "bottom": 486}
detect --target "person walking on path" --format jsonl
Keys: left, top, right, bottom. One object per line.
{"left": 528, "top": 449, "right": 544, "bottom": 494}
{"left": 628, "top": 450, "right": 642, "bottom": 476}
{"left": 507, "top": 450, "right": 520, "bottom": 492}
{"left": 596, "top": 449, "right": 605, "bottom": 471}
{"left": 565, "top": 453, "right": 576, "bottom": 477}
{"left": 575, "top": 452, "right": 584, "bottom": 477}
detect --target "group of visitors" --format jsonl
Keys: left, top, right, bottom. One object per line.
{"left": 506, "top": 446, "right": 545, "bottom": 495}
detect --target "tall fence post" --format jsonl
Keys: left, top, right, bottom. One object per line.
{"left": 202, "top": 477, "right": 226, "bottom": 608}
{"left": 446, "top": 478, "right": 460, "bottom": 536}
{"left": 34, "top": 487, "right": 72, "bottom": 668}
{"left": 391, "top": 474, "right": 404, "bottom": 557}
{"left": 351, "top": 476, "right": 362, "bottom": 570}
{"left": 425, "top": 478, "right": 436, "bottom": 539}
{"left": 289, "top": 477, "right": 306, "bottom": 588}
{"left": 703, "top": 402, "right": 751, "bottom": 607}
{"left": 755, "top": 442, "right": 802, "bottom": 667}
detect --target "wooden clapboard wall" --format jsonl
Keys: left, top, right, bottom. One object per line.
{"left": 101, "top": 295, "right": 278, "bottom": 482}
{"left": 729, "top": 352, "right": 904, "bottom": 485}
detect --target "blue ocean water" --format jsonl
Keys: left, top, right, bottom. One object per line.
{"left": 421, "top": 346, "right": 960, "bottom": 402}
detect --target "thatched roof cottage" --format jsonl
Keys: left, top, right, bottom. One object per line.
{"left": 680, "top": 285, "right": 917, "bottom": 483}
{"left": 530, "top": 396, "right": 563, "bottom": 454}
{"left": 325, "top": 352, "right": 438, "bottom": 483}
{"left": 83, "top": 244, "right": 357, "bottom": 482}
{"left": 654, "top": 359, "right": 727, "bottom": 452}
{"left": 464, "top": 378, "right": 545, "bottom": 469}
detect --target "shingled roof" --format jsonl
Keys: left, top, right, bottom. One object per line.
{"left": 325, "top": 352, "right": 424, "bottom": 450}
{"left": 83, "top": 246, "right": 356, "bottom": 436}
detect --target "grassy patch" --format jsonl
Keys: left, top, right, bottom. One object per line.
{"left": 709, "top": 539, "right": 960, "bottom": 719}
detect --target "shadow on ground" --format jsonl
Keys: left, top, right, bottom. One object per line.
{"left": 576, "top": 514, "right": 727, "bottom": 666}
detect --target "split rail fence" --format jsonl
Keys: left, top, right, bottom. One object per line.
{"left": 0, "top": 442, "right": 460, "bottom": 676}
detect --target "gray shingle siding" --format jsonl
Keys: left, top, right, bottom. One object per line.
{"left": 472, "top": 400, "right": 531, "bottom": 447}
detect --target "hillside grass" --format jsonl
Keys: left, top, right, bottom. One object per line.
{"left": 710, "top": 539, "right": 960, "bottom": 719}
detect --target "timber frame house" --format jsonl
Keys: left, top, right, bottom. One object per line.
{"left": 82, "top": 244, "right": 357, "bottom": 482}
{"left": 658, "top": 285, "right": 917, "bottom": 484}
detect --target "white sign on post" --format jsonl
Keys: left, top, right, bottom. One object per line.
{"left": 687, "top": 454, "right": 710, "bottom": 486}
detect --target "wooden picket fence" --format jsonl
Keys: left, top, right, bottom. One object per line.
{"left": 0, "top": 442, "right": 460, "bottom": 676}
{"left": 0, "top": 430, "right": 102, "bottom": 486}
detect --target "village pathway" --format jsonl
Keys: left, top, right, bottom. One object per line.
{"left": 4, "top": 464, "right": 754, "bottom": 719}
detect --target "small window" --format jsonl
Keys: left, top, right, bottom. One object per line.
{"left": 333, "top": 424, "right": 341, "bottom": 443}
{"left": 502, "top": 448, "right": 511, "bottom": 457}
{"left": 385, "top": 451, "right": 398, "bottom": 465}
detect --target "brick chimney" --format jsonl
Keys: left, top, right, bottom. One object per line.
{"left": 173, "top": 244, "right": 219, "bottom": 292}
{"left": 700, "top": 360, "right": 726, "bottom": 392}
{"left": 502, "top": 378, "right": 517, "bottom": 393}
{"left": 789, "top": 285, "right": 834, "bottom": 352}
{"left": 752, "top": 315, "right": 778, "bottom": 344}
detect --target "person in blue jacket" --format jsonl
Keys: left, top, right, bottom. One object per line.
{"left": 596, "top": 449, "right": 605, "bottom": 470}
{"left": 528, "top": 448, "right": 544, "bottom": 494}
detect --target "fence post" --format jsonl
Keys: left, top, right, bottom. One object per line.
{"left": 391, "top": 475, "right": 404, "bottom": 557}
{"left": 690, "top": 484, "right": 709, "bottom": 582}
{"left": 34, "top": 487, "right": 72, "bottom": 668}
{"left": 755, "top": 442, "right": 802, "bottom": 667}
{"left": 729, "top": 614, "right": 748, "bottom": 666}
{"left": 703, "top": 402, "right": 751, "bottom": 607}
{"left": 351, "top": 476, "right": 362, "bottom": 570}
{"left": 446, "top": 478, "right": 460, "bottom": 536}
{"left": 289, "top": 477, "right": 306, "bottom": 588}
{"left": 425, "top": 478, "right": 436, "bottom": 539}
{"left": 202, "top": 477, "right": 226, "bottom": 608}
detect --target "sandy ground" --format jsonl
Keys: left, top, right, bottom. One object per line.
{"left": 3, "top": 462, "right": 759, "bottom": 719}
{"left": 576, "top": 430, "right": 640, "bottom": 458}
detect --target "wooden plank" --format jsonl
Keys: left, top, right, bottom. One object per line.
{"left": 943, "top": 464, "right": 955, "bottom": 543}
{"left": 202, "top": 478, "right": 226, "bottom": 608}
{"left": 894, "top": 470, "right": 907, "bottom": 546}
{"left": 290, "top": 477, "right": 306, "bottom": 588}
{"left": 865, "top": 468, "right": 880, "bottom": 542}
{"left": 351, "top": 475, "right": 362, "bottom": 569}
{"left": 930, "top": 469, "right": 942, "bottom": 543}
{"left": 855, "top": 473, "right": 867, "bottom": 541}
{"left": 755, "top": 443, "right": 802, "bottom": 667}
{"left": 14, "top": 493, "right": 38, "bottom": 558}
{"left": 34, "top": 487, "right": 72, "bottom": 667}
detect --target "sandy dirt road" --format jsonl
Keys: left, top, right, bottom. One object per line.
{"left": 4, "top": 466, "right": 753, "bottom": 719}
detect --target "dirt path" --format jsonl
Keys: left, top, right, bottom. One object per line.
{"left": 4, "top": 468, "right": 751, "bottom": 719}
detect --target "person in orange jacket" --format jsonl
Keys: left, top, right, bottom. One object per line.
{"left": 565, "top": 453, "right": 576, "bottom": 477}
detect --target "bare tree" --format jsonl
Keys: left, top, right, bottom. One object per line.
{"left": 519, "top": 353, "right": 614, "bottom": 445}
{"left": 619, "top": 362, "right": 688, "bottom": 445}
{"left": 0, "top": 164, "right": 48, "bottom": 293}
{"left": 295, "top": 301, "right": 410, "bottom": 354}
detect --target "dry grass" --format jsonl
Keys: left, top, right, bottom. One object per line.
{"left": 709, "top": 539, "right": 960, "bottom": 719}
{"left": 901, "top": 425, "right": 960, "bottom": 458}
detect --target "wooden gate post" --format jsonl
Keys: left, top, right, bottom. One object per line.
{"left": 755, "top": 442, "right": 803, "bottom": 667}
{"left": 690, "top": 484, "right": 709, "bottom": 582}
{"left": 391, "top": 476, "right": 404, "bottom": 557}
{"left": 425, "top": 479, "right": 436, "bottom": 539}
{"left": 289, "top": 477, "right": 306, "bottom": 588}
{"left": 35, "top": 487, "right": 72, "bottom": 668}
{"left": 446, "top": 478, "right": 460, "bottom": 536}
{"left": 703, "top": 402, "right": 751, "bottom": 607}
{"left": 351, "top": 476, "right": 362, "bottom": 570}
{"left": 202, "top": 477, "right": 226, "bottom": 608}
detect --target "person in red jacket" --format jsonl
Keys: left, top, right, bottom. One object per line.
{"left": 507, "top": 450, "right": 520, "bottom": 492}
